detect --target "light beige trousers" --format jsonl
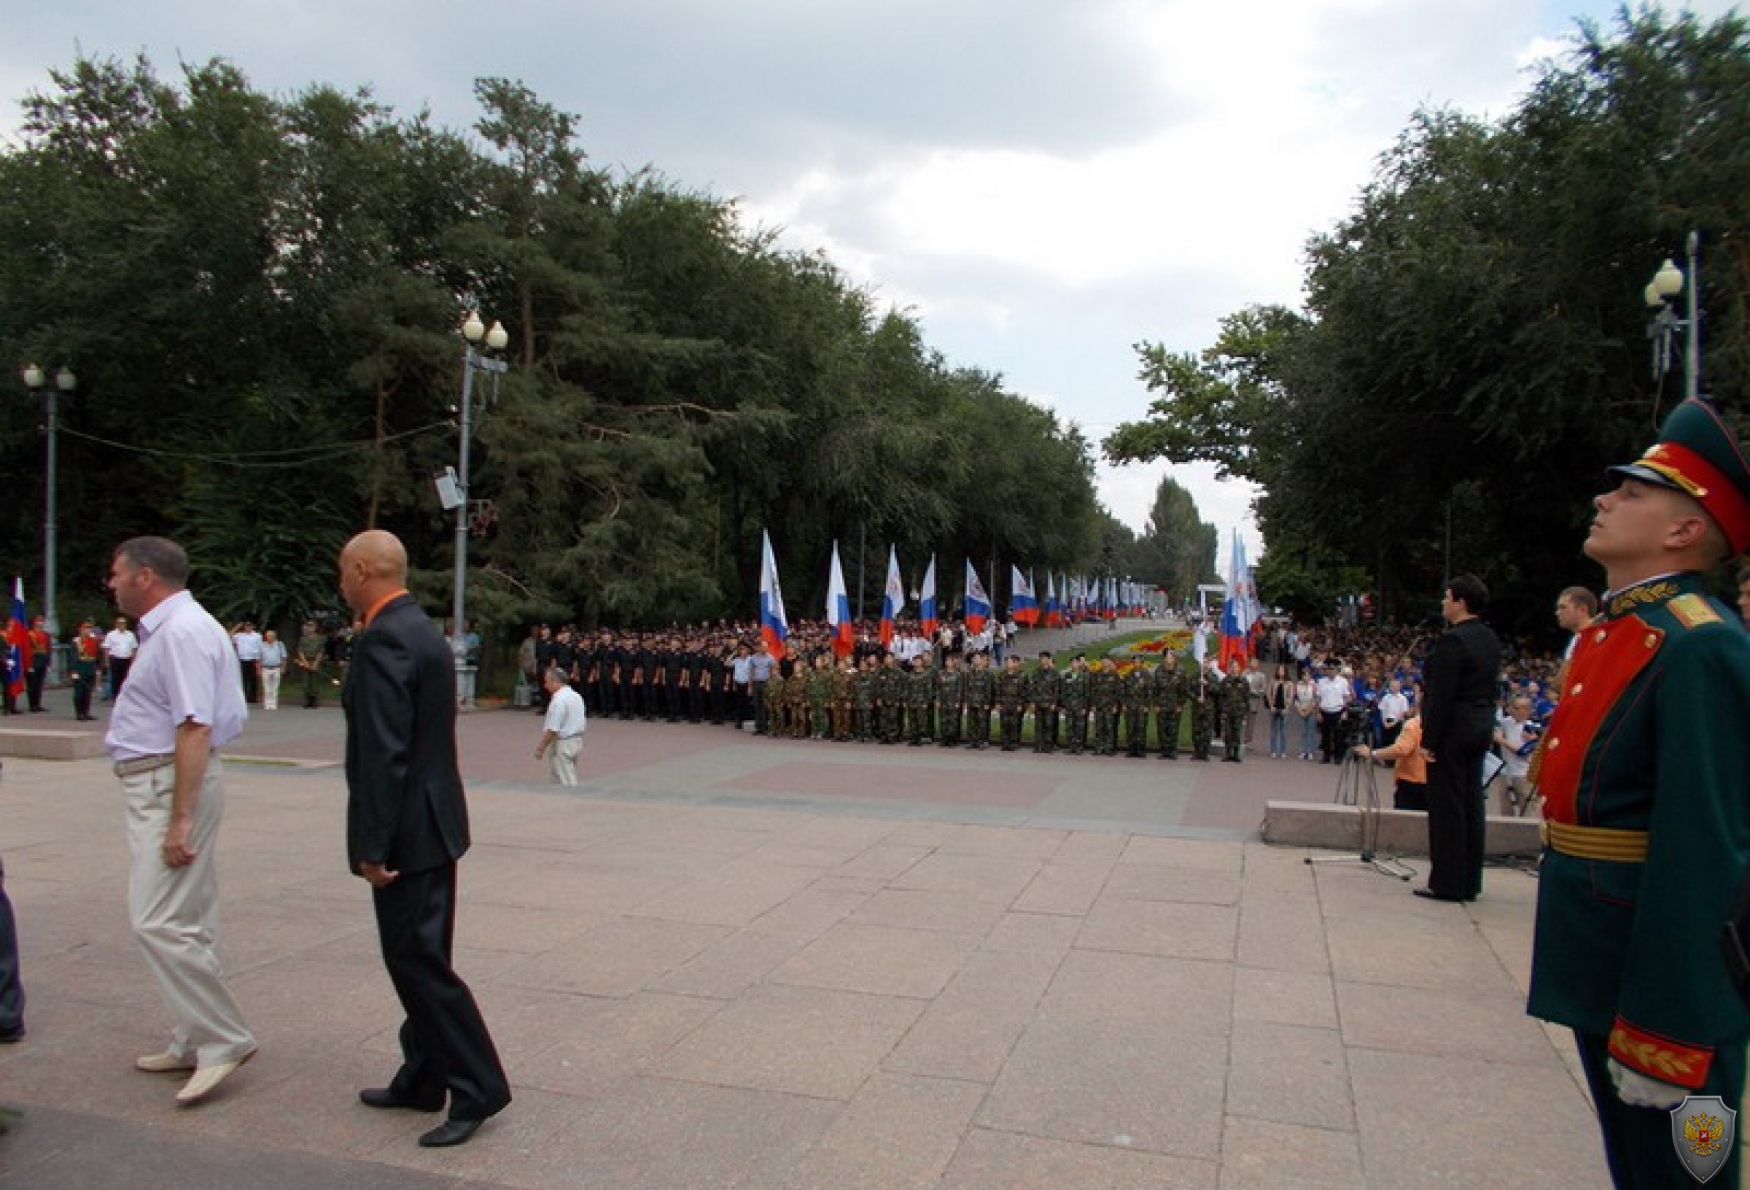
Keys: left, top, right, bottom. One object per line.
{"left": 123, "top": 758, "right": 256, "bottom": 1066}
{"left": 549, "top": 735, "right": 583, "bottom": 786}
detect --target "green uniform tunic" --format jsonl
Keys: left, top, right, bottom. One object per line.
{"left": 1530, "top": 575, "right": 1750, "bottom": 1188}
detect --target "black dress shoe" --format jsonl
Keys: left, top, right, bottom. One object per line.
{"left": 1413, "top": 888, "right": 1465, "bottom": 902}
{"left": 359, "top": 1086, "right": 444, "bottom": 1112}
{"left": 0, "top": 1027, "right": 24, "bottom": 1044}
{"left": 419, "top": 1118, "right": 484, "bottom": 1147}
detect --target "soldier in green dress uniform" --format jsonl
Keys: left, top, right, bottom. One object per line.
{"left": 995, "top": 654, "right": 1025, "bottom": 751}
{"left": 1528, "top": 397, "right": 1750, "bottom": 1190}
{"left": 1027, "top": 651, "right": 1060, "bottom": 753}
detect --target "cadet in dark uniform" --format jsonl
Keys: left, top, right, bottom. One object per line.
{"left": 1418, "top": 574, "right": 1501, "bottom": 902}
{"left": 1529, "top": 398, "right": 1750, "bottom": 1190}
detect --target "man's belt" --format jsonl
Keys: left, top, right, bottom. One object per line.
{"left": 1541, "top": 820, "right": 1650, "bottom": 863}
{"left": 113, "top": 753, "right": 176, "bottom": 778}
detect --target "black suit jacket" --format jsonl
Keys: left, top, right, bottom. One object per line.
{"left": 1421, "top": 616, "right": 1501, "bottom": 757}
{"left": 343, "top": 593, "right": 470, "bottom": 875}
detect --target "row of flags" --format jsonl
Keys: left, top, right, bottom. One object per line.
{"left": 756, "top": 531, "right": 1176, "bottom": 660}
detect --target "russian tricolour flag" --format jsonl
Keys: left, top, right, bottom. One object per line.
{"left": 1218, "top": 530, "right": 1260, "bottom": 670}
{"left": 4, "top": 578, "right": 29, "bottom": 699}
{"left": 879, "top": 546, "right": 905, "bottom": 648}
{"left": 964, "top": 561, "right": 991, "bottom": 634}
{"left": 1044, "top": 573, "right": 1064, "bottom": 627}
{"left": 1010, "top": 565, "right": 1038, "bottom": 626}
{"left": 827, "top": 541, "right": 854, "bottom": 658}
{"left": 759, "top": 529, "right": 789, "bottom": 661}
{"left": 919, "top": 556, "right": 939, "bottom": 638}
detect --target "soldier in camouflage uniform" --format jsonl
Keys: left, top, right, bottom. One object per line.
{"left": 1121, "top": 662, "right": 1151, "bottom": 757}
{"left": 1027, "top": 651, "right": 1060, "bottom": 753}
{"left": 1060, "top": 655, "right": 1090, "bottom": 755}
{"left": 1187, "top": 660, "right": 1214, "bottom": 760}
{"left": 905, "top": 660, "right": 935, "bottom": 746}
{"left": 852, "top": 656, "right": 877, "bottom": 742}
{"left": 830, "top": 658, "right": 855, "bottom": 741}
{"left": 995, "top": 654, "right": 1026, "bottom": 751}
{"left": 295, "top": 620, "right": 328, "bottom": 709}
{"left": 764, "top": 669, "right": 788, "bottom": 739}
{"left": 1152, "top": 655, "right": 1184, "bottom": 759}
{"left": 1220, "top": 659, "right": 1251, "bottom": 762}
{"left": 807, "top": 654, "right": 832, "bottom": 739}
{"left": 1088, "top": 659, "right": 1120, "bottom": 756}
{"left": 875, "top": 655, "right": 904, "bottom": 744}
{"left": 963, "top": 652, "right": 995, "bottom": 750}
{"left": 936, "top": 654, "right": 965, "bottom": 747}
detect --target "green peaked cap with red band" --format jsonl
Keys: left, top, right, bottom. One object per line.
{"left": 1609, "top": 398, "right": 1750, "bottom": 555}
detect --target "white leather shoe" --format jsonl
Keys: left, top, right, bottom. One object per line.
{"left": 174, "top": 1048, "right": 257, "bottom": 1105}
{"left": 135, "top": 1052, "right": 196, "bottom": 1074}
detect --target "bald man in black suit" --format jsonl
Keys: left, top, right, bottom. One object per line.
{"left": 339, "top": 530, "right": 509, "bottom": 1148}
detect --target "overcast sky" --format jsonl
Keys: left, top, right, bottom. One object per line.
{"left": 4, "top": 1, "right": 1739, "bottom": 570}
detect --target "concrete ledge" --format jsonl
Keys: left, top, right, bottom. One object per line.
{"left": 1263, "top": 799, "right": 1542, "bottom": 858}
{"left": 0, "top": 727, "right": 110, "bottom": 761}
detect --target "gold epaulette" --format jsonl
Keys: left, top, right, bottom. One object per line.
{"left": 1668, "top": 594, "right": 1723, "bottom": 629}
{"left": 1541, "top": 821, "right": 1649, "bottom": 863}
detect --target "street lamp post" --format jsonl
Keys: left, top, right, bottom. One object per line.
{"left": 21, "top": 363, "right": 76, "bottom": 649}
{"left": 449, "top": 312, "right": 508, "bottom": 705}
{"left": 1645, "top": 230, "right": 1702, "bottom": 402}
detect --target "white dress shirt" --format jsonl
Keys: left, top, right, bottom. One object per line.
{"left": 106, "top": 591, "right": 248, "bottom": 760}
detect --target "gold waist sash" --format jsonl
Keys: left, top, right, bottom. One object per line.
{"left": 1541, "top": 820, "right": 1649, "bottom": 863}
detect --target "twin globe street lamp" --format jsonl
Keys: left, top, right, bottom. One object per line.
{"left": 1645, "top": 230, "right": 1701, "bottom": 402}
{"left": 21, "top": 363, "right": 77, "bottom": 650}
{"left": 442, "top": 312, "right": 509, "bottom": 700}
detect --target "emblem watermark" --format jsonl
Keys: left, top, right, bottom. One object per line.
{"left": 1671, "top": 1094, "right": 1736, "bottom": 1184}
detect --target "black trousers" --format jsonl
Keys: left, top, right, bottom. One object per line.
{"left": 372, "top": 863, "right": 510, "bottom": 1121}
{"left": 1424, "top": 750, "right": 1485, "bottom": 899}
{"left": 26, "top": 662, "right": 47, "bottom": 711}
{"left": 238, "top": 659, "right": 258, "bottom": 704}
{"left": 0, "top": 857, "right": 23, "bottom": 1036}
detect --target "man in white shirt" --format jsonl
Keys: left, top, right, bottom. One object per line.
{"left": 231, "top": 622, "right": 263, "bottom": 705}
{"left": 105, "top": 536, "right": 256, "bottom": 1106}
{"left": 1490, "top": 694, "right": 1538, "bottom": 816}
{"left": 535, "top": 668, "right": 587, "bottom": 786}
{"left": 1315, "top": 664, "right": 1353, "bottom": 764}
{"left": 102, "top": 616, "right": 139, "bottom": 700}
{"left": 1377, "top": 678, "right": 1410, "bottom": 746}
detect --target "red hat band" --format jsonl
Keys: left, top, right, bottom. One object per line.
{"left": 1641, "top": 441, "right": 1750, "bottom": 554}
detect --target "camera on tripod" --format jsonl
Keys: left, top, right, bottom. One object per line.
{"left": 1337, "top": 705, "right": 1370, "bottom": 749}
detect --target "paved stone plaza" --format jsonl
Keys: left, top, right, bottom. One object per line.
{"left": 0, "top": 688, "right": 1615, "bottom": 1188}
